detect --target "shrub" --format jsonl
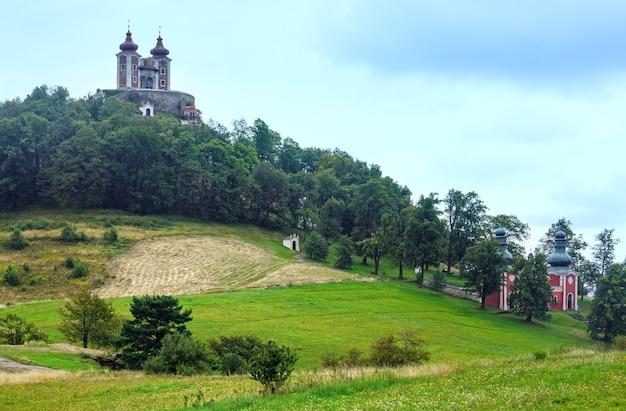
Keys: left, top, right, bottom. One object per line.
{"left": 367, "top": 330, "right": 430, "bottom": 367}
{"left": 64, "top": 256, "right": 75, "bottom": 268}
{"left": 534, "top": 350, "right": 547, "bottom": 361}
{"left": 3, "top": 266, "right": 20, "bottom": 286}
{"left": 249, "top": 340, "right": 298, "bottom": 393}
{"left": 6, "top": 230, "right": 28, "bottom": 250}
{"left": 321, "top": 347, "right": 364, "bottom": 369}
{"left": 13, "top": 219, "right": 52, "bottom": 231}
{"left": 59, "top": 225, "right": 88, "bottom": 243}
{"left": 102, "top": 227, "right": 118, "bottom": 243}
{"left": 207, "top": 334, "right": 264, "bottom": 375}
{"left": 68, "top": 262, "right": 88, "bottom": 279}
{"left": 143, "top": 333, "right": 211, "bottom": 375}
{"left": 334, "top": 235, "right": 355, "bottom": 269}
{"left": 613, "top": 336, "right": 626, "bottom": 351}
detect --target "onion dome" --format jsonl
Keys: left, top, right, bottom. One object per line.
{"left": 150, "top": 35, "right": 170, "bottom": 58}
{"left": 494, "top": 227, "right": 513, "bottom": 262}
{"left": 547, "top": 229, "right": 572, "bottom": 267}
{"left": 119, "top": 30, "right": 139, "bottom": 52}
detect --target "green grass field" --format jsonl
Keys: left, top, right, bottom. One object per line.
{"left": 0, "top": 210, "right": 619, "bottom": 410}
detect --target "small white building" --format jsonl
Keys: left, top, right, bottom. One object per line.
{"left": 282, "top": 234, "right": 300, "bottom": 251}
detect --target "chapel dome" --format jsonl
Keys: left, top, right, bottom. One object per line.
{"left": 150, "top": 35, "right": 170, "bottom": 58}
{"left": 547, "top": 229, "right": 572, "bottom": 267}
{"left": 119, "top": 30, "right": 139, "bottom": 52}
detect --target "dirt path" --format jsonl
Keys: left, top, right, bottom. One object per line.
{"left": 0, "top": 356, "right": 59, "bottom": 373}
{"left": 96, "top": 236, "right": 366, "bottom": 298}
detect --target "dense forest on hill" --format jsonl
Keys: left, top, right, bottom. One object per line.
{"left": 0, "top": 85, "right": 529, "bottom": 274}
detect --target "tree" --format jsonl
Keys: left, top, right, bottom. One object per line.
{"left": 405, "top": 193, "right": 446, "bottom": 281}
{"left": 357, "top": 234, "right": 383, "bottom": 275}
{"left": 592, "top": 228, "right": 620, "bottom": 277}
{"left": 304, "top": 232, "right": 329, "bottom": 260}
{"left": 58, "top": 290, "right": 119, "bottom": 348}
{"left": 143, "top": 333, "right": 211, "bottom": 375}
{"left": 116, "top": 295, "right": 193, "bottom": 369}
{"left": 587, "top": 263, "right": 626, "bottom": 342}
{"left": 318, "top": 198, "right": 345, "bottom": 242}
{"left": 460, "top": 238, "right": 509, "bottom": 309}
{"left": 444, "top": 189, "right": 487, "bottom": 274}
{"left": 249, "top": 340, "right": 298, "bottom": 393}
{"left": 509, "top": 253, "right": 553, "bottom": 322}
{"left": 0, "top": 313, "right": 47, "bottom": 345}
{"left": 3, "top": 265, "right": 20, "bottom": 286}
{"left": 431, "top": 271, "right": 447, "bottom": 295}
{"left": 334, "top": 235, "right": 355, "bottom": 269}
{"left": 485, "top": 214, "right": 529, "bottom": 259}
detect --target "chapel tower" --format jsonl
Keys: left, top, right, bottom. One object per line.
{"left": 116, "top": 27, "right": 171, "bottom": 91}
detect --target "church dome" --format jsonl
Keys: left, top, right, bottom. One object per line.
{"left": 547, "top": 230, "right": 572, "bottom": 267}
{"left": 119, "top": 30, "right": 139, "bottom": 52}
{"left": 150, "top": 35, "right": 170, "bottom": 58}
{"left": 494, "top": 227, "right": 513, "bottom": 262}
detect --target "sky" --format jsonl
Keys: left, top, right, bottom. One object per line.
{"left": 2, "top": 0, "right": 626, "bottom": 258}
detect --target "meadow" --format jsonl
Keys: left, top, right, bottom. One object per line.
{"left": 0, "top": 210, "right": 621, "bottom": 410}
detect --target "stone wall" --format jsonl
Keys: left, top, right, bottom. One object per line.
{"left": 422, "top": 277, "right": 480, "bottom": 303}
{"left": 114, "top": 89, "right": 195, "bottom": 117}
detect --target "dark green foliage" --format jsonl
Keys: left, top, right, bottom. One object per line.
{"left": 334, "top": 235, "right": 354, "bottom": 268}
{"left": 460, "top": 238, "right": 509, "bottom": 309}
{"left": 59, "top": 224, "right": 88, "bottom": 242}
{"left": 534, "top": 350, "right": 547, "bottom": 360}
{"left": 587, "top": 263, "right": 626, "bottom": 342}
{"left": 249, "top": 340, "right": 298, "bottom": 393}
{"left": 102, "top": 227, "right": 118, "bottom": 243}
{"left": 3, "top": 265, "right": 20, "bottom": 286}
{"left": 509, "top": 253, "right": 553, "bottom": 322}
{"left": 12, "top": 218, "right": 52, "bottom": 231}
{"left": 0, "top": 313, "right": 48, "bottom": 344}
{"left": 405, "top": 193, "right": 446, "bottom": 280}
{"left": 367, "top": 330, "right": 430, "bottom": 367}
{"left": 116, "top": 295, "right": 193, "bottom": 370}
{"left": 321, "top": 347, "right": 364, "bottom": 369}
{"left": 68, "top": 262, "right": 88, "bottom": 279}
{"left": 304, "top": 232, "right": 328, "bottom": 260}
{"left": 64, "top": 256, "right": 75, "bottom": 268}
{"left": 6, "top": 230, "right": 28, "bottom": 250}
{"left": 58, "top": 290, "right": 120, "bottom": 348}
{"left": 207, "top": 334, "right": 264, "bottom": 375}
{"left": 143, "top": 333, "right": 211, "bottom": 375}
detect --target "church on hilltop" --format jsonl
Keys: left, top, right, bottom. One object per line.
{"left": 108, "top": 26, "right": 200, "bottom": 124}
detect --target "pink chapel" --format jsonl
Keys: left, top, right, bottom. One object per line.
{"left": 484, "top": 228, "right": 579, "bottom": 312}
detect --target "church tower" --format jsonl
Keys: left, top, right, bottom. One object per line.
{"left": 150, "top": 34, "right": 171, "bottom": 90}
{"left": 116, "top": 27, "right": 140, "bottom": 89}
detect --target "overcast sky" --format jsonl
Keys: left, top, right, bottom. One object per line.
{"left": 2, "top": 1, "right": 625, "bottom": 258}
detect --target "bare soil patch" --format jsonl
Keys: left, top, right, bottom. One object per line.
{"left": 97, "top": 236, "right": 365, "bottom": 298}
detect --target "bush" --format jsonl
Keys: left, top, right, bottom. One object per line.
{"left": 3, "top": 266, "right": 20, "bottom": 286}
{"left": 64, "top": 256, "right": 75, "bottom": 268}
{"left": 367, "top": 330, "right": 430, "bottom": 367}
{"left": 612, "top": 336, "right": 626, "bottom": 351}
{"left": 143, "top": 333, "right": 211, "bottom": 375}
{"left": 68, "top": 262, "right": 88, "bottom": 279}
{"left": 249, "top": 340, "right": 298, "bottom": 393}
{"left": 59, "top": 225, "right": 88, "bottom": 243}
{"left": 534, "top": 350, "right": 547, "bottom": 361}
{"left": 6, "top": 230, "right": 28, "bottom": 250}
{"left": 13, "top": 219, "right": 52, "bottom": 231}
{"left": 207, "top": 334, "right": 264, "bottom": 375}
{"left": 321, "top": 347, "right": 363, "bottom": 369}
{"left": 102, "top": 227, "right": 118, "bottom": 243}
{"left": 334, "top": 235, "right": 355, "bottom": 269}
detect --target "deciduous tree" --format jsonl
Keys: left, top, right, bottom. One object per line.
{"left": 509, "top": 253, "right": 553, "bottom": 322}
{"left": 587, "top": 263, "right": 626, "bottom": 342}
{"left": 58, "top": 290, "right": 120, "bottom": 348}
{"left": 460, "top": 238, "right": 508, "bottom": 309}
